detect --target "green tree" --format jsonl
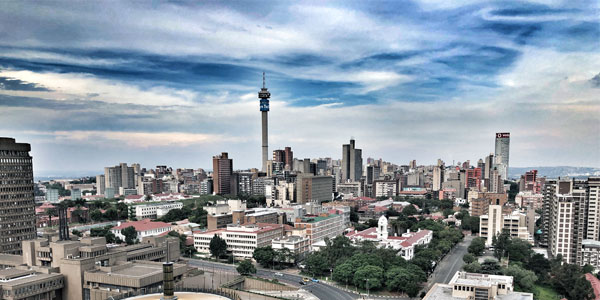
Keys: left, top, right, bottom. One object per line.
{"left": 463, "top": 261, "right": 481, "bottom": 273}
{"left": 463, "top": 253, "right": 476, "bottom": 264}
{"left": 90, "top": 225, "right": 120, "bottom": 244}
{"left": 332, "top": 263, "right": 355, "bottom": 286}
{"left": 552, "top": 263, "right": 594, "bottom": 300}
{"left": 493, "top": 230, "right": 511, "bottom": 259}
{"left": 121, "top": 226, "right": 138, "bottom": 245}
{"left": 209, "top": 234, "right": 227, "bottom": 259}
{"left": 468, "top": 237, "right": 486, "bottom": 256}
{"left": 304, "top": 252, "right": 329, "bottom": 277}
{"left": 237, "top": 260, "right": 256, "bottom": 275}
{"left": 506, "top": 238, "right": 532, "bottom": 263}
{"left": 402, "top": 205, "right": 418, "bottom": 216}
{"left": 385, "top": 265, "right": 426, "bottom": 297}
{"left": 353, "top": 265, "right": 384, "bottom": 290}
{"left": 526, "top": 253, "right": 550, "bottom": 282}
{"left": 480, "top": 259, "right": 501, "bottom": 275}
{"left": 90, "top": 209, "right": 103, "bottom": 222}
{"left": 104, "top": 208, "right": 119, "bottom": 221}
{"left": 275, "top": 247, "right": 294, "bottom": 266}
{"left": 503, "top": 264, "right": 537, "bottom": 292}
{"left": 253, "top": 246, "right": 276, "bottom": 267}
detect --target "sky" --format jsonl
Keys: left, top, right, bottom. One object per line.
{"left": 0, "top": 0, "right": 598, "bottom": 176}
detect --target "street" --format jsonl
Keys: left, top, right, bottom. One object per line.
{"left": 187, "top": 259, "right": 357, "bottom": 300}
{"left": 427, "top": 235, "right": 473, "bottom": 287}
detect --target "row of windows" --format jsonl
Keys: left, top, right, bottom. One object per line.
{"left": 0, "top": 150, "right": 30, "bottom": 157}
{"left": 5, "top": 278, "right": 63, "bottom": 296}
{"left": 0, "top": 165, "right": 32, "bottom": 171}
{"left": 0, "top": 158, "right": 32, "bottom": 164}
{"left": 0, "top": 186, "right": 34, "bottom": 193}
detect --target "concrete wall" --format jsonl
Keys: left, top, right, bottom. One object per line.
{"left": 242, "top": 278, "right": 296, "bottom": 291}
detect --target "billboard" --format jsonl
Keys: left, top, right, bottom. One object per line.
{"left": 496, "top": 132, "right": 510, "bottom": 138}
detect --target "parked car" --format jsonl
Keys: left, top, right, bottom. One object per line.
{"left": 274, "top": 272, "right": 283, "bottom": 277}
{"left": 299, "top": 281, "right": 307, "bottom": 285}
{"left": 302, "top": 277, "right": 310, "bottom": 282}
{"left": 311, "top": 278, "right": 319, "bottom": 283}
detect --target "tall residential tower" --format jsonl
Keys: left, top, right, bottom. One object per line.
{"left": 258, "top": 72, "right": 271, "bottom": 172}
{"left": 0, "top": 137, "right": 36, "bottom": 254}
{"left": 494, "top": 132, "right": 510, "bottom": 180}
{"left": 342, "top": 138, "right": 363, "bottom": 182}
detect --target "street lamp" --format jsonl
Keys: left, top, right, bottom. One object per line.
{"left": 365, "top": 278, "right": 370, "bottom": 297}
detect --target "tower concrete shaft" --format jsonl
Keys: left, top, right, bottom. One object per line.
{"left": 262, "top": 110, "right": 268, "bottom": 172}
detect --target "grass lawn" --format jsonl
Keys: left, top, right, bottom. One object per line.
{"left": 534, "top": 284, "right": 560, "bottom": 300}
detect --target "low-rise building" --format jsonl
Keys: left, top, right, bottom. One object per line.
{"left": 271, "top": 235, "right": 310, "bottom": 263}
{"left": 0, "top": 269, "right": 64, "bottom": 300}
{"left": 111, "top": 219, "right": 172, "bottom": 241}
{"left": 194, "top": 223, "right": 285, "bottom": 259}
{"left": 346, "top": 215, "right": 432, "bottom": 260}
{"left": 423, "top": 271, "right": 533, "bottom": 300}
{"left": 294, "top": 213, "right": 344, "bottom": 245}
{"left": 134, "top": 201, "right": 183, "bottom": 219}
{"left": 515, "top": 191, "right": 544, "bottom": 210}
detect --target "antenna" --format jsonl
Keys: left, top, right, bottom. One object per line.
{"left": 263, "top": 72, "right": 266, "bottom": 89}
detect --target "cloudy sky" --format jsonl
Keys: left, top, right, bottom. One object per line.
{"left": 0, "top": 1, "right": 598, "bottom": 175}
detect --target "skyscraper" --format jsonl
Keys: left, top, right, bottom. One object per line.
{"left": 258, "top": 73, "right": 270, "bottom": 172}
{"left": 212, "top": 152, "right": 233, "bottom": 195}
{"left": 104, "top": 163, "right": 135, "bottom": 195}
{"left": 494, "top": 132, "right": 510, "bottom": 180}
{"left": 0, "top": 137, "right": 36, "bottom": 254}
{"left": 342, "top": 138, "right": 362, "bottom": 182}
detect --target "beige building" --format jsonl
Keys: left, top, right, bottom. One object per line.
{"left": 423, "top": 271, "right": 533, "bottom": 300}
{"left": 0, "top": 269, "right": 64, "bottom": 300}
{"left": 134, "top": 201, "right": 183, "bottom": 219}
{"left": 3, "top": 234, "right": 181, "bottom": 300}
{"left": 296, "top": 174, "right": 333, "bottom": 204}
{"left": 479, "top": 205, "right": 534, "bottom": 246}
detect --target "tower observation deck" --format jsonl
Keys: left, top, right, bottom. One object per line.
{"left": 258, "top": 73, "right": 270, "bottom": 172}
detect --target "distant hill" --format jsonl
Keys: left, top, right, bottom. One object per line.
{"left": 509, "top": 166, "right": 600, "bottom": 179}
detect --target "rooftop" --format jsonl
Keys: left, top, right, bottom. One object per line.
{"left": 297, "top": 214, "right": 340, "bottom": 223}
{"left": 112, "top": 219, "right": 171, "bottom": 231}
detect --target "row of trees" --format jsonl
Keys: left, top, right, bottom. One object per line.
{"left": 464, "top": 232, "right": 595, "bottom": 300}
{"left": 253, "top": 246, "right": 296, "bottom": 269}
{"left": 89, "top": 225, "right": 138, "bottom": 245}
{"left": 157, "top": 204, "right": 207, "bottom": 227}
{"left": 302, "top": 218, "right": 463, "bottom": 297}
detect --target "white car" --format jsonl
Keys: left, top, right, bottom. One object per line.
{"left": 274, "top": 272, "right": 283, "bottom": 276}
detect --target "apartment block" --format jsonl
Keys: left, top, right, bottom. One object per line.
{"left": 194, "top": 223, "right": 285, "bottom": 258}
{"left": 134, "top": 201, "right": 183, "bottom": 219}
{"left": 479, "top": 205, "right": 534, "bottom": 246}
{"left": 294, "top": 213, "right": 344, "bottom": 245}
{"left": 296, "top": 174, "right": 333, "bottom": 204}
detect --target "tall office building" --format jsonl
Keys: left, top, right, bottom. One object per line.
{"left": 542, "top": 177, "right": 600, "bottom": 266}
{"left": 0, "top": 137, "right": 36, "bottom": 254}
{"left": 284, "top": 147, "right": 293, "bottom": 170}
{"left": 212, "top": 152, "right": 233, "bottom": 195}
{"left": 342, "top": 138, "right": 362, "bottom": 182}
{"left": 296, "top": 174, "right": 334, "bottom": 204}
{"left": 258, "top": 73, "right": 271, "bottom": 172}
{"left": 494, "top": 132, "right": 510, "bottom": 180}
{"left": 484, "top": 153, "right": 494, "bottom": 180}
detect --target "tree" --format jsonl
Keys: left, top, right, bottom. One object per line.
{"left": 90, "top": 209, "right": 103, "bottom": 222}
{"left": 333, "top": 263, "right": 355, "bottom": 286}
{"left": 402, "top": 205, "right": 418, "bottom": 216}
{"left": 480, "top": 259, "right": 501, "bottom": 275}
{"left": 552, "top": 263, "right": 594, "bottom": 300}
{"left": 503, "top": 265, "right": 537, "bottom": 292}
{"left": 468, "top": 237, "right": 486, "bottom": 256}
{"left": 237, "top": 260, "right": 256, "bottom": 275}
{"left": 463, "top": 261, "right": 481, "bottom": 273}
{"left": 304, "top": 251, "right": 329, "bottom": 277}
{"left": 353, "top": 265, "right": 384, "bottom": 290}
{"left": 493, "top": 230, "right": 511, "bottom": 259}
{"left": 72, "top": 229, "right": 82, "bottom": 237}
{"left": 526, "top": 253, "right": 550, "bottom": 282}
{"left": 506, "top": 238, "right": 532, "bottom": 263}
{"left": 385, "top": 265, "right": 426, "bottom": 297}
{"left": 104, "top": 208, "right": 119, "bottom": 221}
{"left": 463, "top": 253, "right": 476, "bottom": 264}
{"left": 121, "top": 226, "right": 138, "bottom": 245}
{"left": 168, "top": 231, "right": 196, "bottom": 256}
{"left": 90, "top": 225, "right": 121, "bottom": 244}
{"left": 253, "top": 246, "right": 276, "bottom": 267}
{"left": 209, "top": 235, "right": 228, "bottom": 259}
{"left": 350, "top": 211, "right": 359, "bottom": 223}
{"left": 275, "top": 247, "right": 295, "bottom": 266}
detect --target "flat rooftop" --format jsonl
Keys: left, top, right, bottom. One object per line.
{"left": 424, "top": 284, "right": 533, "bottom": 300}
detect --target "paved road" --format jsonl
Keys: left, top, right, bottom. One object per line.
{"left": 187, "top": 259, "right": 357, "bottom": 300}
{"left": 429, "top": 235, "right": 473, "bottom": 286}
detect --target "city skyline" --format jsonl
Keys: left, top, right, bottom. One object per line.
{"left": 0, "top": 1, "right": 598, "bottom": 174}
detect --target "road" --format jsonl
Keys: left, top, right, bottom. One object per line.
{"left": 187, "top": 259, "right": 357, "bottom": 300}
{"left": 428, "top": 235, "right": 473, "bottom": 286}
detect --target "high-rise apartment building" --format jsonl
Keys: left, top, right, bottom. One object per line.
{"left": 0, "top": 137, "right": 36, "bottom": 254}
{"left": 494, "top": 132, "right": 510, "bottom": 180}
{"left": 104, "top": 163, "right": 135, "bottom": 195}
{"left": 212, "top": 152, "right": 233, "bottom": 195}
{"left": 542, "top": 177, "right": 600, "bottom": 266}
{"left": 284, "top": 147, "right": 293, "bottom": 170}
{"left": 465, "top": 168, "right": 482, "bottom": 190}
{"left": 96, "top": 174, "right": 105, "bottom": 195}
{"left": 342, "top": 138, "right": 362, "bottom": 182}
{"left": 433, "top": 166, "right": 443, "bottom": 192}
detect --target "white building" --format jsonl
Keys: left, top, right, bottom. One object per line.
{"left": 294, "top": 213, "right": 345, "bottom": 245}
{"left": 271, "top": 235, "right": 310, "bottom": 262}
{"left": 479, "top": 205, "right": 535, "bottom": 246}
{"left": 111, "top": 219, "right": 172, "bottom": 242}
{"left": 46, "top": 189, "right": 59, "bottom": 203}
{"left": 423, "top": 271, "right": 532, "bottom": 300}
{"left": 194, "top": 223, "right": 285, "bottom": 259}
{"left": 346, "top": 215, "right": 433, "bottom": 260}
{"left": 135, "top": 201, "right": 183, "bottom": 219}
